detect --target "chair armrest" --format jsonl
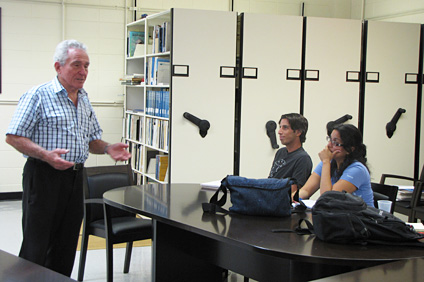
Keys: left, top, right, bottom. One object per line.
{"left": 373, "top": 192, "right": 389, "bottom": 202}
{"left": 84, "top": 198, "right": 104, "bottom": 205}
{"left": 380, "top": 174, "right": 416, "bottom": 184}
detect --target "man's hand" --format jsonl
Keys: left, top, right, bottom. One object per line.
{"left": 43, "top": 149, "right": 74, "bottom": 170}
{"left": 6, "top": 134, "right": 73, "bottom": 170}
{"left": 105, "top": 143, "right": 131, "bottom": 162}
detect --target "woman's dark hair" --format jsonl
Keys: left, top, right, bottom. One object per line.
{"left": 330, "top": 124, "right": 369, "bottom": 178}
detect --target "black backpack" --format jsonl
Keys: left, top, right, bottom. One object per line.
{"left": 297, "top": 191, "right": 424, "bottom": 246}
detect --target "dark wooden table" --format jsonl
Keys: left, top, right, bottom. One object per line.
{"left": 0, "top": 249, "right": 76, "bottom": 282}
{"left": 103, "top": 183, "right": 424, "bottom": 282}
{"left": 311, "top": 257, "right": 424, "bottom": 282}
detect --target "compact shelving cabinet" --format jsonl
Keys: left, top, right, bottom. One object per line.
{"left": 124, "top": 9, "right": 237, "bottom": 184}
{"left": 237, "top": 14, "right": 422, "bottom": 181}
{"left": 124, "top": 9, "right": 423, "bottom": 185}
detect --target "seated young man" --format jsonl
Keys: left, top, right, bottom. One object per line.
{"left": 269, "top": 113, "right": 312, "bottom": 190}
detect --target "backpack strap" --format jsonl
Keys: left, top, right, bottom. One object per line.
{"left": 292, "top": 199, "right": 308, "bottom": 213}
{"left": 202, "top": 183, "right": 229, "bottom": 215}
{"left": 201, "top": 212, "right": 227, "bottom": 234}
{"left": 294, "top": 219, "right": 315, "bottom": 235}
{"left": 272, "top": 219, "right": 315, "bottom": 235}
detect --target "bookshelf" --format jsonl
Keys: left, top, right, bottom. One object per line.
{"left": 124, "top": 10, "right": 171, "bottom": 184}
{"left": 124, "top": 8, "right": 237, "bottom": 184}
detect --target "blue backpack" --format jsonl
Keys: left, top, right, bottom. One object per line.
{"left": 202, "top": 175, "right": 296, "bottom": 217}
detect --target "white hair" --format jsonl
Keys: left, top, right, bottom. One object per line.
{"left": 53, "top": 40, "right": 87, "bottom": 66}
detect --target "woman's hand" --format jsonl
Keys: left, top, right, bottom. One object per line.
{"left": 318, "top": 145, "right": 335, "bottom": 163}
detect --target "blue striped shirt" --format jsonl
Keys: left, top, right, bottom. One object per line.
{"left": 6, "top": 76, "right": 102, "bottom": 163}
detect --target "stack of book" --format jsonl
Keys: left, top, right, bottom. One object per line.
{"left": 120, "top": 74, "right": 144, "bottom": 85}
{"left": 130, "top": 143, "right": 143, "bottom": 172}
{"left": 146, "top": 89, "right": 169, "bottom": 118}
{"left": 145, "top": 118, "right": 169, "bottom": 151}
{"left": 146, "top": 57, "right": 170, "bottom": 85}
{"left": 126, "top": 114, "right": 142, "bottom": 142}
{"left": 152, "top": 22, "right": 171, "bottom": 54}
{"left": 155, "top": 155, "right": 168, "bottom": 182}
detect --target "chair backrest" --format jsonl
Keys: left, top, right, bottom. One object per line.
{"left": 83, "top": 164, "right": 134, "bottom": 222}
{"left": 419, "top": 165, "right": 424, "bottom": 182}
{"left": 371, "top": 182, "right": 399, "bottom": 213}
{"left": 411, "top": 181, "right": 424, "bottom": 209}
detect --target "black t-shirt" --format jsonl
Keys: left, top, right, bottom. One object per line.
{"left": 268, "top": 147, "right": 312, "bottom": 187}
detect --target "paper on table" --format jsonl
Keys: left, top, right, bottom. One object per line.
{"left": 396, "top": 185, "right": 424, "bottom": 201}
{"left": 398, "top": 185, "right": 415, "bottom": 191}
{"left": 406, "top": 222, "right": 424, "bottom": 232}
{"left": 301, "top": 200, "right": 316, "bottom": 209}
{"left": 293, "top": 200, "right": 316, "bottom": 209}
{"left": 201, "top": 180, "right": 221, "bottom": 191}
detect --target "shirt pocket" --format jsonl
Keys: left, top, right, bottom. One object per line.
{"left": 41, "top": 106, "right": 68, "bottom": 129}
{"left": 80, "top": 106, "right": 93, "bottom": 140}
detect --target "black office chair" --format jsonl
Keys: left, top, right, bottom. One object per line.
{"left": 380, "top": 167, "right": 424, "bottom": 221}
{"left": 371, "top": 182, "right": 398, "bottom": 214}
{"left": 77, "top": 164, "right": 152, "bottom": 282}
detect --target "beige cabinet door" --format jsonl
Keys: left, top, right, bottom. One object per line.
{"left": 170, "top": 8, "right": 237, "bottom": 183}
{"left": 238, "top": 13, "right": 303, "bottom": 178}
{"left": 302, "top": 17, "right": 363, "bottom": 170}
{"left": 363, "top": 21, "right": 421, "bottom": 183}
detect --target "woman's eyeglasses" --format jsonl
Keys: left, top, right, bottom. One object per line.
{"left": 326, "top": 136, "right": 343, "bottom": 147}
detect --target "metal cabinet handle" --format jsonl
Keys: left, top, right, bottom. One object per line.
{"left": 266, "top": 121, "right": 279, "bottom": 149}
{"left": 326, "top": 114, "right": 353, "bottom": 136}
{"left": 386, "top": 108, "right": 406, "bottom": 138}
{"left": 183, "top": 112, "right": 210, "bottom": 138}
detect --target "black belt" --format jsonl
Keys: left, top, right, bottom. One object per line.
{"left": 28, "top": 157, "right": 84, "bottom": 171}
{"left": 72, "top": 163, "right": 84, "bottom": 170}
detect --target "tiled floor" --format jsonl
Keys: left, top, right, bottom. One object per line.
{"left": 0, "top": 200, "right": 247, "bottom": 282}
{"left": 0, "top": 199, "right": 151, "bottom": 282}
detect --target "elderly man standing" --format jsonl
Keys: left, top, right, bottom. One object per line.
{"left": 5, "top": 40, "right": 131, "bottom": 276}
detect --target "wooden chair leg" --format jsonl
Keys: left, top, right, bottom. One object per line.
{"left": 106, "top": 240, "right": 114, "bottom": 282}
{"left": 77, "top": 232, "right": 89, "bottom": 281}
{"left": 123, "top": 241, "right": 134, "bottom": 273}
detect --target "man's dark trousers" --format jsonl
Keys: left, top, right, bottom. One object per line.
{"left": 19, "top": 158, "right": 84, "bottom": 277}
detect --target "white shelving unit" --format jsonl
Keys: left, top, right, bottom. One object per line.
{"left": 124, "top": 10, "right": 171, "bottom": 184}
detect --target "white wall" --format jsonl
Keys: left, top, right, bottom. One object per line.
{"left": 364, "top": 0, "right": 424, "bottom": 22}
{"left": 136, "top": 0, "right": 358, "bottom": 19}
{"left": 0, "top": 0, "right": 127, "bottom": 192}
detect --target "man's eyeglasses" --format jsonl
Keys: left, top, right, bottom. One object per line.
{"left": 326, "top": 136, "right": 343, "bottom": 147}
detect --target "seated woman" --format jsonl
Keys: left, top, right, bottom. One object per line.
{"left": 299, "top": 124, "right": 374, "bottom": 206}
